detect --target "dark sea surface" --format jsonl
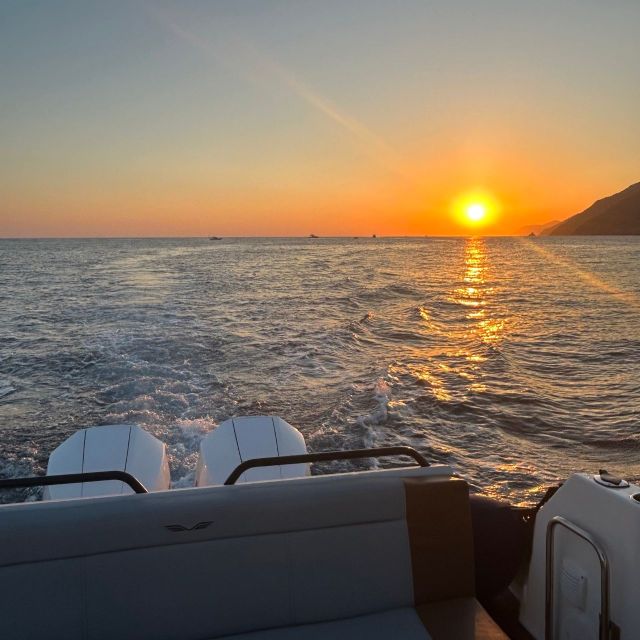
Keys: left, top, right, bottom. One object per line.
{"left": 1, "top": 236, "right": 639, "bottom": 504}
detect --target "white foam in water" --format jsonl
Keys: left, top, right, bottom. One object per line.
{"left": 0, "top": 457, "right": 39, "bottom": 504}
{"left": 354, "top": 378, "right": 394, "bottom": 468}
{"left": 358, "top": 378, "right": 390, "bottom": 428}
{"left": 168, "top": 418, "right": 216, "bottom": 488}
{"left": 2, "top": 237, "right": 640, "bottom": 505}
{"left": 0, "top": 458, "right": 33, "bottom": 479}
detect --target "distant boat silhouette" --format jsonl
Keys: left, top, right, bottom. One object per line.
{"left": 209, "top": 236, "right": 222, "bottom": 241}
{"left": 372, "top": 234, "right": 377, "bottom": 238}
{"left": 309, "top": 234, "right": 319, "bottom": 238}
{"left": 528, "top": 232, "right": 536, "bottom": 237}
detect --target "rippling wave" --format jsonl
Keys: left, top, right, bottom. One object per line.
{"left": 1, "top": 236, "right": 639, "bottom": 504}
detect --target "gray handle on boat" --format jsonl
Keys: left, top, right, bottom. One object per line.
{"left": 546, "top": 515, "right": 610, "bottom": 640}
{"left": 224, "top": 446, "right": 429, "bottom": 485}
{"left": 0, "top": 471, "right": 149, "bottom": 494}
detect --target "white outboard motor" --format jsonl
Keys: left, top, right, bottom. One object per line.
{"left": 196, "top": 416, "right": 309, "bottom": 486}
{"left": 44, "top": 424, "right": 170, "bottom": 499}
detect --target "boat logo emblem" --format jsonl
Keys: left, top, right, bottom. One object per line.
{"left": 165, "top": 521, "right": 213, "bottom": 532}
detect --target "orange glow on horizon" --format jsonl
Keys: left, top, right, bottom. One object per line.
{"left": 1, "top": 4, "right": 638, "bottom": 238}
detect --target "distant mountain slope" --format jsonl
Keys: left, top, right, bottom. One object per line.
{"left": 547, "top": 181, "right": 640, "bottom": 235}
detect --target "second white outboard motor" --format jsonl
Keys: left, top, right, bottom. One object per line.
{"left": 196, "top": 415, "right": 309, "bottom": 486}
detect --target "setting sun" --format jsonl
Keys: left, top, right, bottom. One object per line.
{"left": 451, "top": 190, "right": 500, "bottom": 230}
{"left": 466, "top": 203, "right": 487, "bottom": 222}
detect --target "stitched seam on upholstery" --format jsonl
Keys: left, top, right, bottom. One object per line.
{"left": 401, "top": 492, "right": 415, "bottom": 606}
{"left": 81, "top": 556, "right": 88, "bottom": 640}
{"left": 399, "top": 477, "right": 414, "bottom": 605}
{"left": 284, "top": 532, "right": 296, "bottom": 626}
{"left": 0, "top": 517, "right": 406, "bottom": 569}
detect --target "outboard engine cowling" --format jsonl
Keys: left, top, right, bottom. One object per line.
{"left": 196, "top": 416, "right": 309, "bottom": 485}
{"left": 44, "top": 424, "right": 170, "bottom": 499}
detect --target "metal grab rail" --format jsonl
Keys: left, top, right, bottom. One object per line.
{"left": 0, "top": 471, "right": 148, "bottom": 494}
{"left": 545, "top": 515, "right": 610, "bottom": 640}
{"left": 224, "top": 446, "right": 429, "bottom": 485}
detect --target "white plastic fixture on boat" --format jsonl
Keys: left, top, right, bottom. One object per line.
{"left": 43, "top": 424, "right": 170, "bottom": 499}
{"left": 520, "top": 472, "right": 640, "bottom": 639}
{"left": 195, "top": 415, "right": 309, "bottom": 485}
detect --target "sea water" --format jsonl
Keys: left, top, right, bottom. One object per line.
{"left": 1, "top": 236, "right": 639, "bottom": 504}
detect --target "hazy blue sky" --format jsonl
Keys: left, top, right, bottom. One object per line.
{"left": 1, "top": 0, "right": 639, "bottom": 236}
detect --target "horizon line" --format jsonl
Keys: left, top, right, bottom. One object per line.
{"left": 0, "top": 233, "right": 551, "bottom": 242}
{"left": 0, "top": 233, "right": 559, "bottom": 240}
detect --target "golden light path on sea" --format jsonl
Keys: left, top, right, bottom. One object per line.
{"left": 519, "top": 237, "right": 640, "bottom": 312}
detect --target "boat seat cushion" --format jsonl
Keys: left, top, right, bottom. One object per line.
{"left": 0, "top": 465, "right": 506, "bottom": 640}
{"left": 214, "top": 608, "right": 431, "bottom": 640}
{"left": 213, "top": 600, "right": 508, "bottom": 640}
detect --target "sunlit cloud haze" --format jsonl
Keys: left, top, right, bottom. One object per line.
{"left": 1, "top": 1, "right": 639, "bottom": 237}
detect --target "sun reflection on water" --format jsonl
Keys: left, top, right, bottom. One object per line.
{"left": 453, "top": 237, "right": 506, "bottom": 349}
{"left": 409, "top": 238, "right": 512, "bottom": 404}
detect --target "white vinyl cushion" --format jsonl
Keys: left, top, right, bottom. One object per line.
{"left": 0, "top": 466, "right": 451, "bottom": 640}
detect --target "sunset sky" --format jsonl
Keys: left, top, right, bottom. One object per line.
{"left": 1, "top": 1, "right": 639, "bottom": 237}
